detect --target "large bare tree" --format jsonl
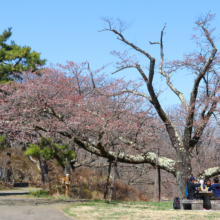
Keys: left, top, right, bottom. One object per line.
{"left": 95, "top": 13, "right": 220, "bottom": 197}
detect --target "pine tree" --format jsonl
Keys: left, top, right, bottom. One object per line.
{"left": 25, "top": 138, "right": 77, "bottom": 170}
{"left": 0, "top": 27, "right": 46, "bottom": 83}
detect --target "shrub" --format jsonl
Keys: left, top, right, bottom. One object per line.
{"left": 79, "top": 188, "right": 92, "bottom": 199}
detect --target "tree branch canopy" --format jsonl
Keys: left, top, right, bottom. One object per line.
{"left": 184, "top": 17, "right": 218, "bottom": 150}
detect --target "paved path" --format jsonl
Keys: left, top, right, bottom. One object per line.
{"left": 0, "top": 187, "right": 42, "bottom": 196}
{"left": 0, "top": 189, "right": 79, "bottom": 219}
{"left": 0, "top": 204, "right": 73, "bottom": 220}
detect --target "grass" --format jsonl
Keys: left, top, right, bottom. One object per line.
{"left": 29, "top": 189, "right": 49, "bottom": 197}
{"left": 63, "top": 200, "right": 220, "bottom": 220}
{"left": 17, "top": 193, "right": 73, "bottom": 200}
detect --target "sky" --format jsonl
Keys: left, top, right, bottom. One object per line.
{"left": 1, "top": 0, "right": 220, "bottom": 107}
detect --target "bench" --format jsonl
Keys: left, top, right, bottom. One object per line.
{"left": 13, "top": 182, "right": 29, "bottom": 187}
{"left": 210, "top": 200, "right": 220, "bottom": 210}
{"left": 180, "top": 199, "right": 203, "bottom": 210}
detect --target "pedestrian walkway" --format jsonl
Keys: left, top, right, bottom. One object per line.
{"left": 0, "top": 204, "right": 73, "bottom": 220}
{"left": 0, "top": 188, "right": 85, "bottom": 219}
{"left": 0, "top": 188, "right": 38, "bottom": 196}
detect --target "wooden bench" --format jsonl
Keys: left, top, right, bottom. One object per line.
{"left": 180, "top": 199, "right": 203, "bottom": 210}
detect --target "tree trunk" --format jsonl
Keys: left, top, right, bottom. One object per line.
{"left": 157, "top": 148, "right": 161, "bottom": 202}
{"left": 39, "top": 157, "right": 49, "bottom": 184}
{"left": 175, "top": 150, "right": 192, "bottom": 198}
{"left": 104, "top": 160, "right": 112, "bottom": 199}
{"left": 0, "top": 166, "right": 11, "bottom": 183}
{"left": 28, "top": 156, "right": 41, "bottom": 171}
{"left": 158, "top": 166, "right": 161, "bottom": 202}
{"left": 64, "top": 158, "right": 72, "bottom": 177}
{"left": 154, "top": 148, "right": 160, "bottom": 202}
{"left": 154, "top": 170, "right": 158, "bottom": 202}
{"left": 109, "top": 162, "right": 116, "bottom": 203}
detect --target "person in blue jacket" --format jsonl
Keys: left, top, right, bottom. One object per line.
{"left": 208, "top": 177, "right": 220, "bottom": 198}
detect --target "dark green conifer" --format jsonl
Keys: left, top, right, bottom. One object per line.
{"left": 25, "top": 138, "right": 77, "bottom": 169}
{"left": 0, "top": 27, "right": 46, "bottom": 83}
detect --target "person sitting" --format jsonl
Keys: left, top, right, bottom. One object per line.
{"left": 208, "top": 177, "right": 220, "bottom": 199}
{"left": 187, "top": 176, "right": 201, "bottom": 200}
{"left": 203, "top": 179, "right": 212, "bottom": 190}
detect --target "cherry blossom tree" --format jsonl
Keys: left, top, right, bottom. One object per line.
{"left": 0, "top": 61, "right": 163, "bottom": 176}
{"left": 2, "top": 13, "right": 220, "bottom": 198}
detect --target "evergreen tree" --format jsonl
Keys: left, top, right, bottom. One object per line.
{"left": 0, "top": 27, "right": 46, "bottom": 83}
{"left": 25, "top": 138, "right": 76, "bottom": 170}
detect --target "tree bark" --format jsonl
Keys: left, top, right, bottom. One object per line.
{"left": 154, "top": 170, "right": 158, "bottom": 202}
{"left": 175, "top": 149, "right": 192, "bottom": 198}
{"left": 157, "top": 148, "right": 161, "bottom": 202}
{"left": 158, "top": 166, "right": 161, "bottom": 202}
{"left": 199, "top": 166, "right": 220, "bottom": 180}
{"left": 104, "top": 160, "right": 112, "bottom": 200}
{"left": 28, "top": 156, "right": 41, "bottom": 171}
{"left": 64, "top": 157, "right": 72, "bottom": 177}
{"left": 109, "top": 162, "right": 117, "bottom": 203}
{"left": 73, "top": 137, "right": 176, "bottom": 174}
{"left": 154, "top": 150, "right": 159, "bottom": 202}
{"left": 0, "top": 166, "right": 11, "bottom": 183}
{"left": 39, "top": 157, "right": 49, "bottom": 184}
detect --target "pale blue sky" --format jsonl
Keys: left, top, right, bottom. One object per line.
{"left": 1, "top": 0, "right": 220, "bottom": 106}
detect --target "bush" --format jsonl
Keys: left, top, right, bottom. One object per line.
{"left": 79, "top": 188, "right": 92, "bottom": 199}
{"left": 111, "top": 181, "right": 139, "bottom": 201}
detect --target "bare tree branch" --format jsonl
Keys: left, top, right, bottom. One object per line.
{"left": 184, "top": 20, "right": 217, "bottom": 150}
{"left": 101, "top": 18, "right": 183, "bottom": 151}
{"left": 88, "top": 63, "right": 96, "bottom": 89}
{"left": 150, "top": 24, "right": 188, "bottom": 110}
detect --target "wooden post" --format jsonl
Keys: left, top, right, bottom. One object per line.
{"left": 66, "top": 174, "right": 69, "bottom": 197}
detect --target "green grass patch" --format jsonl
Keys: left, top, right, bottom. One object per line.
{"left": 29, "top": 189, "right": 49, "bottom": 197}
{"left": 63, "top": 200, "right": 174, "bottom": 220}
{"left": 69, "top": 199, "right": 172, "bottom": 210}
{"left": 62, "top": 200, "right": 220, "bottom": 220}
{"left": 63, "top": 207, "right": 78, "bottom": 217}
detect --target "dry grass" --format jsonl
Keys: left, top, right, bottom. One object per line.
{"left": 49, "top": 166, "right": 140, "bottom": 201}
{"left": 63, "top": 201, "right": 220, "bottom": 220}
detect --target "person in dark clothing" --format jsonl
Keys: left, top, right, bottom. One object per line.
{"left": 208, "top": 177, "right": 220, "bottom": 198}
{"left": 187, "top": 176, "right": 201, "bottom": 200}
{"left": 203, "top": 179, "right": 211, "bottom": 190}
